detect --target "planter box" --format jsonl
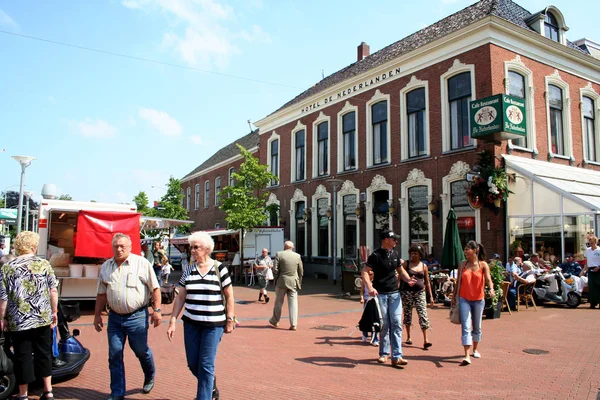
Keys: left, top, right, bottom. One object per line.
{"left": 484, "top": 299, "right": 502, "bottom": 319}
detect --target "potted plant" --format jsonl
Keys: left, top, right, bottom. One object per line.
{"left": 484, "top": 259, "right": 504, "bottom": 319}
{"left": 468, "top": 151, "right": 511, "bottom": 210}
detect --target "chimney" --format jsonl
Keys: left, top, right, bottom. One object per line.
{"left": 357, "top": 42, "right": 370, "bottom": 62}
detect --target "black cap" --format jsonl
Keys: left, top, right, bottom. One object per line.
{"left": 565, "top": 253, "right": 573, "bottom": 258}
{"left": 380, "top": 231, "right": 400, "bottom": 241}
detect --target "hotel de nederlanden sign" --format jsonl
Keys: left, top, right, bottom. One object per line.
{"left": 470, "top": 94, "right": 527, "bottom": 142}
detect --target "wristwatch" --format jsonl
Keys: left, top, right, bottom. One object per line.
{"left": 153, "top": 308, "right": 161, "bottom": 313}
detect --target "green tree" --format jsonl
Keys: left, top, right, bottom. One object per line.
{"left": 220, "top": 144, "right": 278, "bottom": 257}
{"left": 58, "top": 194, "right": 73, "bottom": 200}
{"left": 154, "top": 177, "right": 191, "bottom": 233}
{"left": 133, "top": 191, "right": 151, "bottom": 215}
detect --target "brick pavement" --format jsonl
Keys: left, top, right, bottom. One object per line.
{"left": 27, "top": 280, "right": 600, "bottom": 399}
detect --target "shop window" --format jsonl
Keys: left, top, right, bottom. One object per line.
{"left": 295, "top": 201, "right": 306, "bottom": 255}
{"left": 448, "top": 72, "right": 473, "bottom": 150}
{"left": 372, "top": 190, "right": 390, "bottom": 250}
{"left": 408, "top": 186, "right": 428, "bottom": 247}
{"left": 342, "top": 194, "right": 358, "bottom": 259}
{"left": 317, "top": 198, "right": 329, "bottom": 257}
{"left": 406, "top": 88, "right": 427, "bottom": 158}
{"left": 342, "top": 112, "right": 356, "bottom": 170}
{"left": 451, "top": 180, "right": 475, "bottom": 246}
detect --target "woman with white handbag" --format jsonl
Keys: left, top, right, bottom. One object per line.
{"left": 451, "top": 240, "right": 494, "bottom": 366}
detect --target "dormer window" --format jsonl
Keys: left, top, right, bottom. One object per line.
{"left": 544, "top": 12, "right": 559, "bottom": 42}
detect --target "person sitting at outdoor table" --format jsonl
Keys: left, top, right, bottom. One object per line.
{"left": 423, "top": 254, "right": 440, "bottom": 271}
{"left": 491, "top": 253, "right": 503, "bottom": 269}
{"left": 560, "top": 254, "right": 581, "bottom": 276}
{"left": 529, "top": 253, "right": 549, "bottom": 272}
{"left": 507, "top": 260, "right": 536, "bottom": 309}
{"left": 506, "top": 257, "right": 523, "bottom": 284}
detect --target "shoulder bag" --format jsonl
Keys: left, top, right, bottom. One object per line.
{"left": 213, "top": 261, "right": 235, "bottom": 330}
{"left": 449, "top": 263, "right": 463, "bottom": 325}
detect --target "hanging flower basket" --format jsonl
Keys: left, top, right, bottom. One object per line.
{"left": 467, "top": 151, "right": 511, "bottom": 210}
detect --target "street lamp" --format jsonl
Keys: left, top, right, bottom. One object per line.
{"left": 23, "top": 191, "right": 33, "bottom": 231}
{"left": 327, "top": 179, "right": 344, "bottom": 286}
{"left": 12, "top": 156, "right": 35, "bottom": 235}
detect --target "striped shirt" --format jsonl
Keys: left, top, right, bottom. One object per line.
{"left": 97, "top": 253, "right": 159, "bottom": 315}
{"left": 179, "top": 262, "right": 231, "bottom": 327}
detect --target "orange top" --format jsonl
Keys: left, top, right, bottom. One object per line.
{"left": 459, "top": 264, "right": 485, "bottom": 301}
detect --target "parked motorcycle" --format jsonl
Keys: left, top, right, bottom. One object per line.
{"left": 533, "top": 267, "right": 582, "bottom": 308}
{"left": 0, "top": 301, "right": 90, "bottom": 400}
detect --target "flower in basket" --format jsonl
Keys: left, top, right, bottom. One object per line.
{"left": 468, "top": 151, "right": 512, "bottom": 208}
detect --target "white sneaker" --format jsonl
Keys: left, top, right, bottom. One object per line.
{"left": 361, "top": 335, "right": 368, "bottom": 343}
{"left": 472, "top": 351, "right": 481, "bottom": 358}
{"left": 371, "top": 340, "right": 380, "bottom": 347}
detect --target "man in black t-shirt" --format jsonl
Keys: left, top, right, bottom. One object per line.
{"left": 362, "top": 231, "right": 416, "bottom": 368}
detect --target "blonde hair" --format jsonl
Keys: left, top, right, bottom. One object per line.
{"left": 14, "top": 231, "right": 40, "bottom": 256}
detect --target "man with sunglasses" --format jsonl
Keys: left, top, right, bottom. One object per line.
{"left": 362, "top": 231, "right": 416, "bottom": 368}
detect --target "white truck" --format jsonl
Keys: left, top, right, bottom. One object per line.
{"left": 37, "top": 199, "right": 140, "bottom": 300}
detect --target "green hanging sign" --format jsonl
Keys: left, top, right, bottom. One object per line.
{"left": 470, "top": 94, "right": 527, "bottom": 141}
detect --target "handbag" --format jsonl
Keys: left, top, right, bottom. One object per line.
{"left": 0, "top": 332, "right": 13, "bottom": 375}
{"left": 266, "top": 267, "right": 274, "bottom": 281}
{"left": 449, "top": 263, "right": 463, "bottom": 325}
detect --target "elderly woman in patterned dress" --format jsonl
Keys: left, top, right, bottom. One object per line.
{"left": 0, "top": 231, "right": 58, "bottom": 400}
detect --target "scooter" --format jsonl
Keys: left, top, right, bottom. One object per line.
{"left": 533, "top": 267, "right": 582, "bottom": 308}
{"left": 0, "top": 301, "right": 90, "bottom": 400}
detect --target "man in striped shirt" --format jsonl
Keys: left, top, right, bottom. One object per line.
{"left": 94, "top": 233, "right": 161, "bottom": 400}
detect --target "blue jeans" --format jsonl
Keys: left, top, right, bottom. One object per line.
{"left": 507, "top": 287, "right": 518, "bottom": 308}
{"left": 183, "top": 322, "right": 224, "bottom": 400}
{"left": 153, "top": 266, "right": 163, "bottom": 286}
{"left": 108, "top": 309, "right": 155, "bottom": 397}
{"left": 377, "top": 291, "right": 403, "bottom": 359}
{"left": 459, "top": 297, "right": 485, "bottom": 346}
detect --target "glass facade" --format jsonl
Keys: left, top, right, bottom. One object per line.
{"left": 317, "top": 198, "right": 329, "bottom": 256}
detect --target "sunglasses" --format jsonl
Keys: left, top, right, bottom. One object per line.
{"left": 190, "top": 245, "right": 206, "bottom": 251}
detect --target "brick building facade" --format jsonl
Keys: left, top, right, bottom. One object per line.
{"left": 182, "top": 0, "right": 600, "bottom": 275}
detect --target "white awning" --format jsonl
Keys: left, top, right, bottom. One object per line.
{"left": 169, "top": 228, "right": 238, "bottom": 245}
{"left": 140, "top": 217, "right": 194, "bottom": 231}
{"left": 503, "top": 155, "right": 600, "bottom": 213}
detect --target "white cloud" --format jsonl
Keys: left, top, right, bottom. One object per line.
{"left": 128, "top": 115, "right": 136, "bottom": 126}
{"left": 240, "top": 25, "right": 271, "bottom": 43}
{"left": 139, "top": 108, "right": 182, "bottom": 136}
{"left": 190, "top": 135, "right": 203, "bottom": 145}
{"left": 48, "top": 96, "right": 56, "bottom": 104}
{"left": 69, "top": 119, "right": 117, "bottom": 138}
{"left": 123, "top": 0, "right": 266, "bottom": 68}
{"left": 0, "top": 9, "right": 18, "bottom": 28}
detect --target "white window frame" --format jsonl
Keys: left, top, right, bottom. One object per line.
{"left": 267, "top": 131, "right": 281, "bottom": 187}
{"left": 400, "top": 169, "right": 432, "bottom": 259}
{"left": 290, "top": 189, "right": 309, "bottom": 258}
{"left": 366, "top": 90, "right": 391, "bottom": 167}
{"left": 194, "top": 183, "right": 200, "bottom": 210}
{"left": 400, "top": 77, "right": 430, "bottom": 161}
{"left": 204, "top": 180, "right": 210, "bottom": 209}
{"left": 505, "top": 57, "right": 538, "bottom": 155}
{"left": 581, "top": 84, "right": 600, "bottom": 165}
{"left": 440, "top": 60, "right": 476, "bottom": 153}
{"left": 186, "top": 187, "right": 191, "bottom": 211}
{"left": 311, "top": 184, "right": 331, "bottom": 258}
{"left": 337, "top": 101, "right": 359, "bottom": 173}
{"left": 215, "top": 177, "right": 221, "bottom": 206}
{"left": 290, "top": 121, "right": 307, "bottom": 183}
{"left": 312, "top": 112, "right": 331, "bottom": 178}
{"left": 545, "top": 71, "right": 573, "bottom": 161}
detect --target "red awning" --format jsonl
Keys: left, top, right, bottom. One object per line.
{"left": 74, "top": 210, "right": 141, "bottom": 258}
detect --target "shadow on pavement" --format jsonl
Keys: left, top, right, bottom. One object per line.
{"left": 404, "top": 354, "right": 465, "bottom": 368}
{"left": 314, "top": 336, "right": 367, "bottom": 347}
{"left": 295, "top": 356, "right": 373, "bottom": 369}
{"left": 47, "top": 387, "right": 108, "bottom": 400}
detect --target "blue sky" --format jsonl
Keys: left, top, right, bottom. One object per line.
{"left": 1, "top": 0, "right": 598, "bottom": 205}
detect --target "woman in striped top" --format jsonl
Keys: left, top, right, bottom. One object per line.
{"left": 167, "top": 231, "right": 235, "bottom": 400}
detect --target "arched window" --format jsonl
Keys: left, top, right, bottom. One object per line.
{"left": 406, "top": 88, "right": 426, "bottom": 158}
{"left": 544, "top": 12, "right": 559, "bottom": 42}
{"left": 508, "top": 71, "right": 527, "bottom": 148}
{"left": 448, "top": 72, "right": 472, "bottom": 150}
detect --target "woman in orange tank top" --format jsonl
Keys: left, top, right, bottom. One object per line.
{"left": 451, "top": 240, "right": 494, "bottom": 366}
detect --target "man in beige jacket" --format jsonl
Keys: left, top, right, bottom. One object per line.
{"left": 269, "top": 241, "right": 303, "bottom": 330}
